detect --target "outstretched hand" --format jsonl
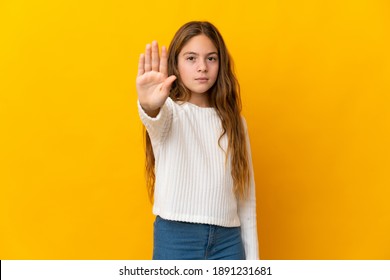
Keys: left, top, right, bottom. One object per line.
{"left": 136, "top": 41, "right": 177, "bottom": 117}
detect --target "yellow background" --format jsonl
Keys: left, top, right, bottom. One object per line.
{"left": 1, "top": 0, "right": 389, "bottom": 259}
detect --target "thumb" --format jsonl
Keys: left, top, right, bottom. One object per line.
{"left": 162, "top": 75, "right": 177, "bottom": 93}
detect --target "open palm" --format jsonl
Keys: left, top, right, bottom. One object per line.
{"left": 136, "top": 41, "right": 176, "bottom": 115}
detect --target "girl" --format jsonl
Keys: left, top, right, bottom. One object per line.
{"left": 136, "top": 21, "right": 259, "bottom": 260}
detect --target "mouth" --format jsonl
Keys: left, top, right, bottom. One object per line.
{"left": 195, "top": 77, "right": 209, "bottom": 81}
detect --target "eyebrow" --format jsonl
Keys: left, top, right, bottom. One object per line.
{"left": 182, "top": 51, "right": 218, "bottom": 56}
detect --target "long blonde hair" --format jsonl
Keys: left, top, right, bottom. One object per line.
{"left": 144, "top": 21, "right": 250, "bottom": 201}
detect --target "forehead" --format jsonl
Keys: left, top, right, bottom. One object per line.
{"left": 180, "top": 34, "right": 217, "bottom": 54}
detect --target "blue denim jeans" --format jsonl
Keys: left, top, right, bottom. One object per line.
{"left": 153, "top": 216, "right": 245, "bottom": 260}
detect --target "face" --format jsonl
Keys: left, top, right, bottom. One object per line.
{"left": 177, "top": 34, "right": 219, "bottom": 96}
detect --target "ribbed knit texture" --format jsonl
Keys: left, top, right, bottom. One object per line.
{"left": 138, "top": 97, "right": 259, "bottom": 259}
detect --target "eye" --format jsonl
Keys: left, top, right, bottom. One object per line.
{"left": 186, "top": 56, "right": 195, "bottom": 61}
{"left": 208, "top": 56, "right": 218, "bottom": 61}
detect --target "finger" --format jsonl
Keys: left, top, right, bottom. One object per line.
{"left": 161, "top": 75, "right": 177, "bottom": 94}
{"left": 151, "top": 41, "right": 160, "bottom": 72}
{"left": 159, "top": 46, "right": 168, "bottom": 75}
{"left": 144, "top": 44, "right": 151, "bottom": 72}
{"left": 137, "top": 53, "right": 145, "bottom": 77}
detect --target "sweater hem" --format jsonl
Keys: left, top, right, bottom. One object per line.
{"left": 153, "top": 209, "right": 241, "bottom": 228}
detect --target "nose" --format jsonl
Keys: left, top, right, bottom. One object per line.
{"left": 197, "top": 60, "right": 207, "bottom": 72}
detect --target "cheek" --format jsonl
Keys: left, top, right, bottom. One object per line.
{"left": 211, "top": 65, "right": 219, "bottom": 80}
{"left": 178, "top": 63, "right": 189, "bottom": 78}
{"left": 177, "top": 63, "right": 183, "bottom": 75}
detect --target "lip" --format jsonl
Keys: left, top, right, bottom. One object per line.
{"left": 195, "top": 77, "right": 209, "bottom": 81}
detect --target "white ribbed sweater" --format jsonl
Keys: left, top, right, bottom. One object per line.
{"left": 138, "top": 97, "right": 259, "bottom": 259}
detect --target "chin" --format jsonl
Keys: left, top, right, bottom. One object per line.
{"left": 191, "top": 87, "right": 213, "bottom": 95}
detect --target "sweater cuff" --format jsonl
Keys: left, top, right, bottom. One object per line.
{"left": 137, "top": 98, "right": 173, "bottom": 145}
{"left": 137, "top": 100, "right": 164, "bottom": 122}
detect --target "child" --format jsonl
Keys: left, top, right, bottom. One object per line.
{"left": 136, "top": 21, "right": 259, "bottom": 260}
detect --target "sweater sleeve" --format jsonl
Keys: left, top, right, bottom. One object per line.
{"left": 137, "top": 98, "right": 173, "bottom": 147}
{"left": 238, "top": 117, "right": 260, "bottom": 260}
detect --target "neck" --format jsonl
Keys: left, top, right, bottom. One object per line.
{"left": 189, "top": 92, "right": 211, "bottom": 108}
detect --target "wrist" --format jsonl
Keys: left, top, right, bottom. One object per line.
{"left": 141, "top": 104, "right": 160, "bottom": 118}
